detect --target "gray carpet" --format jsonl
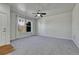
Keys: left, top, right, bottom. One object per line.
{"left": 9, "top": 36, "right": 79, "bottom": 55}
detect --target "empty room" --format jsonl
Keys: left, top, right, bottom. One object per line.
{"left": 0, "top": 3, "right": 79, "bottom": 55}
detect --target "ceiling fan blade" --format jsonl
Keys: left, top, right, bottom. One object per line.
{"left": 41, "top": 13, "right": 46, "bottom": 15}
{"left": 40, "top": 15, "right": 43, "bottom": 17}
{"left": 34, "top": 15, "right": 37, "bottom": 17}
{"left": 32, "top": 13, "right": 37, "bottom": 14}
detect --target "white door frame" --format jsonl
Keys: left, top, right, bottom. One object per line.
{"left": 0, "top": 12, "right": 9, "bottom": 46}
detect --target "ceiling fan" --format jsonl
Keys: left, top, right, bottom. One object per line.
{"left": 32, "top": 10, "right": 46, "bottom": 17}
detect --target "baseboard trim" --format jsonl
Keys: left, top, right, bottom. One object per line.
{"left": 10, "top": 35, "right": 36, "bottom": 42}
{"left": 37, "top": 35, "right": 72, "bottom": 40}
{"left": 73, "top": 39, "right": 79, "bottom": 48}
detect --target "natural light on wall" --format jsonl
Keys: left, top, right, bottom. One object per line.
{"left": 17, "top": 16, "right": 32, "bottom": 33}
{"left": 17, "top": 16, "right": 26, "bottom": 32}
{"left": 18, "top": 17, "right": 25, "bottom": 26}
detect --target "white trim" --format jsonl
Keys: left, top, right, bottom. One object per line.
{"left": 10, "top": 35, "right": 34, "bottom": 41}
{"left": 73, "top": 39, "right": 79, "bottom": 48}
{"left": 37, "top": 34, "right": 72, "bottom": 40}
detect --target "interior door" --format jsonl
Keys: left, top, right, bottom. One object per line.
{"left": 0, "top": 12, "right": 7, "bottom": 46}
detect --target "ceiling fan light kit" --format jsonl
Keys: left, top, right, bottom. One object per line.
{"left": 37, "top": 14, "right": 40, "bottom": 17}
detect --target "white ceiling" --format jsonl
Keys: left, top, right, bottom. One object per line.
{"left": 8, "top": 3, "right": 75, "bottom": 19}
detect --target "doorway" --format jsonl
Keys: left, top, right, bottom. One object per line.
{"left": 0, "top": 12, "right": 8, "bottom": 46}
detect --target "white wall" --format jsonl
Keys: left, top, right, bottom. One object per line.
{"left": 38, "top": 12, "right": 72, "bottom": 40}
{"left": 72, "top": 4, "right": 79, "bottom": 48}
{"left": 0, "top": 4, "right": 10, "bottom": 45}
{"left": 10, "top": 11, "right": 37, "bottom": 40}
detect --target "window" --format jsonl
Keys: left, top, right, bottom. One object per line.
{"left": 17, "top": 16, "right": 32, "bottom": 33}
{"left": 26, "top": 21, "right": 31, "bottom": 32}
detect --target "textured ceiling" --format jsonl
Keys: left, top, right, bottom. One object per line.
{"left": 8, "top": 3, "right": 75, "bottom": 19}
